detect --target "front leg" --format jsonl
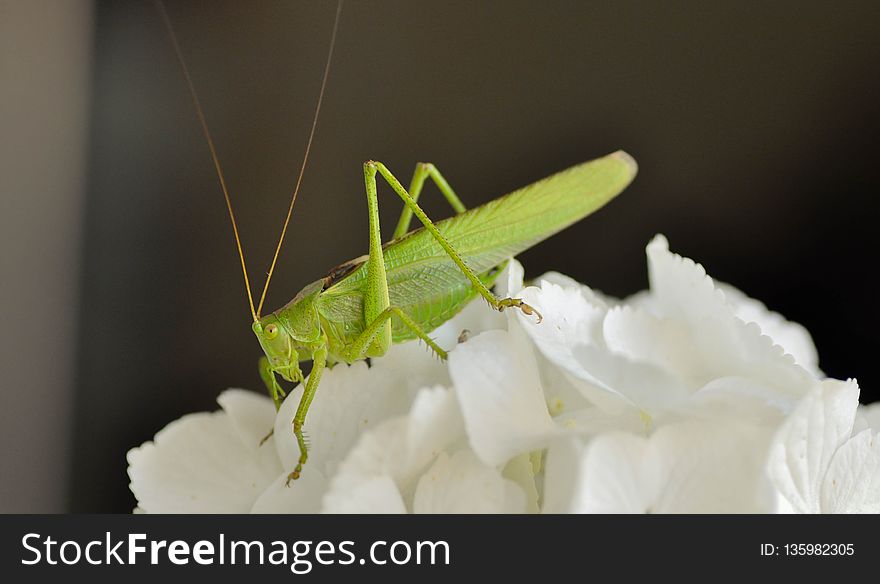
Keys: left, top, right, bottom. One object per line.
{"left": 259, "top": 356, "right": 286, "bottom": 411}
{"left": 287, "top": 341, "right": 328, "bottom": 484}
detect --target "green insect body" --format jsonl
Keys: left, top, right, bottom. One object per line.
{"left": 254, "top": 153, "right": 637, "bottom": 481}
{"left": 156, "top": 0, "right": 637, "bottom": 484}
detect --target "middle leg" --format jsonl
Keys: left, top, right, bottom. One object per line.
{"left": 342, "top": 305, "right": 447, "bottom": 363}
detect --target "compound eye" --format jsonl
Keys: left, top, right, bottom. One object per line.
{"left": 265, "top": 324, "right": 279, "bottom": 340}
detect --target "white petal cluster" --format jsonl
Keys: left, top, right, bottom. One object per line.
{"left": 128, "top": 235, "right": 879, "bottom": 513}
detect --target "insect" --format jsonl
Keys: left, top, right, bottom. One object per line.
{"left": 157, "top": 1, "right": 637, "bottom": 483}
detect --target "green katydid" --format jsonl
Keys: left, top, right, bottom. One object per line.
{"left": 157, "top": 1, "right": 637, "bottom": 483}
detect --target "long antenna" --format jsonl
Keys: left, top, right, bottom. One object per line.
{"left": 256, "top": 0, "right": 343, "bottom": 318}
{"left": 155, "top": 0, "right": 258, "bottom": 322}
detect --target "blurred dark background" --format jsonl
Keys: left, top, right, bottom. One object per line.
{"left": 1, "top": 0, "right": 877, "bottom": 512}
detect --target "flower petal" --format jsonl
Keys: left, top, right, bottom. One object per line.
{"left": 449, "top": 327, "right": 558, "bottom": 467}
{"left": 502, "top": 452, "right": 541, "bottom": 513}
{"left": 217, "top": 389, "right": 277, "bottom": 448}
{"left": 536, "top": 271, "right": 618, "bottom": 307}
{"left": 820, "top": 429, "right": 880, "bottom": 513}
{"left": 718, "top": 282, "right": 821, "bottom": 377}
{"left": 855, "top": 402, "right": 880, "bottom": 433}
{"left": 768, "top": 379, "right": 860, "bottom": 513}
{"left": 321, "top": 419, "right": 410, "bottom": 513}
{"left": 569, "top": 432, "right": 648, "bottom": 513}
{"left": 325, "top": 476, "right": 408, "bottom": 514}
{"left": 413, "top": 450, "right": 526, "bottom": 513}
{"left": 496, "top": 258, "right": 525, "bottom": 298}
{"left": 600, "top": 306, "right": 695, "bottom": 404}
{"left": 516, "top": 279, "right": 607, "bottom": 358}
{"left": 688, "top": 376, "right": 798, "bottom": 426}
{"left": 645, "top": 421, "right": 775, "bottom": 513}
{"left": 402, "top": 386, "right": 465, "bottom": 476}
{"left": 427, "top": 291, "right": 508, "bottom": 351}
{"left": 127, "top": 409, "right": 281, "bottom": 513}
{"left": 273, "top": 358, "right": 417, "bottom": 476}
{"left": 514, "top": 280, "right": 635, "bottom": 412}
{"left": 250, "top": 470, "right": 328, "bottom": 514}
{"left": 645, "top": 234, "right": 731, "bottom": 323}
{"left": 541, "top": 438, "right": 582, "bottom": 513}
{"left": 322, "top": 386, "right": 464, "bottom": 513}
{"left": 644, "top": 235, "right": 814, "bottom": 396}
{"left": 568, "top": 421, "right": 775, "bottom": 514}
{"left": 571, "top": 342, "right": 689, "bottom": 412}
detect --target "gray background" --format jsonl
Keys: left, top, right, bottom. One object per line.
{"left": 2, "top": 0, "right": 878, "bottom": 512}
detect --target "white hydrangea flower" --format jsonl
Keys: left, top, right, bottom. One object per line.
{"left": 127, "top": 235, "right": 874, "bottom": 513}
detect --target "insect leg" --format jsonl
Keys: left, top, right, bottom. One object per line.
{"left": 362, "top": 161, "right": 393, "bottom": 357}
{"left": 365, "top": 161, "right": 541, "bottom": 320}
{"left": 258, "top": 356, "right": 286, "bottom": 411}
{"left": 287, "top": 341, "right": 328, "bottom": 484}
{"left": 342, "top": 306, "right": 447, "bottom": 362}
{"left": 393, "top": 162, "right": 466, "bottom": 239}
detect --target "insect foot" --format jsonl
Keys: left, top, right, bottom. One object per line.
{"left": 286, "top": 455, "right": 307, "bottom": 485}
{"left": 497, "top": 297, "right": 543, "bottom": 323}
